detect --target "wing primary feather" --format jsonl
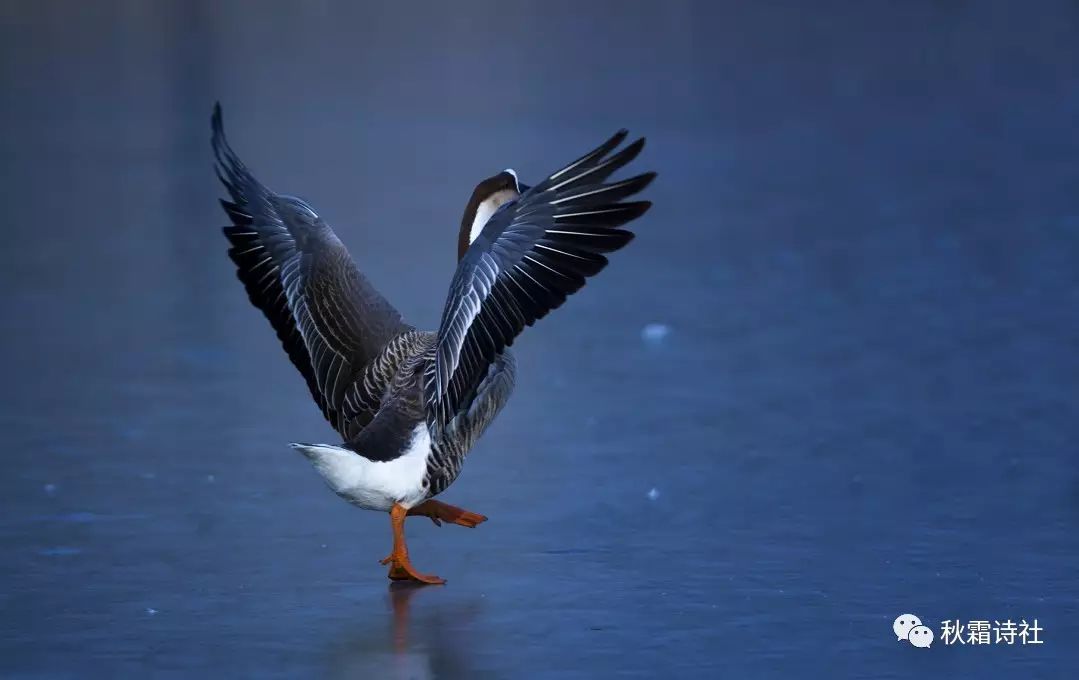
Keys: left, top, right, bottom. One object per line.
{"left": 551, "top": 172, "right": 657, "bottom": 206}
{"left": 547, "top": 138, "right": 646, "bottom": 192}
{"left": 547, "top": 129, "right": 629, "bottom": 182}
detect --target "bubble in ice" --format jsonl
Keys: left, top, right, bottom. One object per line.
{"left": 647, "top": 488, "right": 660, "bottom": 501}
{"left": 640, "top": 323, "right": 671, "bottom": 344}
{"left": 39, "top": 547, "right": 80, "bottom": 557}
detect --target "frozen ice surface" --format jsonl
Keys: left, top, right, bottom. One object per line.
{"left": 3, "top": 4, "right": 1079, "bottom": 678}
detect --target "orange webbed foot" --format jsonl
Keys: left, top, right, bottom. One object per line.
{"left": 380, "top": 503, "right": 447, "bottom": 585}
{"left": 380, "top": 554, "right": 445, "bottom": 585}
{"left": 408, "top": 500, "right": 488, "bottom": 529}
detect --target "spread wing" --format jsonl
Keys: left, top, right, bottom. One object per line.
{"left": 426, "top": 130, "right": 654, "bottom": 429}
{"left": 212, "top": 103, "right": 410, "bottom": 433}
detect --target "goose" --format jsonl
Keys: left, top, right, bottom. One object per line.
{"left": 211, "top": 104, "right": 654, "bottom": 584}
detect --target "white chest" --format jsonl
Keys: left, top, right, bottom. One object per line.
{"left": 468, "top": 186, "right": 519, "bottom": 244}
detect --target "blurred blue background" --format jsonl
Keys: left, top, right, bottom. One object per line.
{"left": 1, "top": 1, "right": 1077, "bottom": 677}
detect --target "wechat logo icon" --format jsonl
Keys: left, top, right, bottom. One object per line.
{"left": 894, "top": 614, "right": 933, "bottom": 648}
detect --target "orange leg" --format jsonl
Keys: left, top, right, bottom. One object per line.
{"left": 407, "top": 499, "right": 488, "bottom": 528}
{"left": 379, "top": 503, "right": 446, "bottom": 585}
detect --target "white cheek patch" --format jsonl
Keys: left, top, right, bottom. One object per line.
{"left": 469, "top": 187, "right": 519, "bottom": 245}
